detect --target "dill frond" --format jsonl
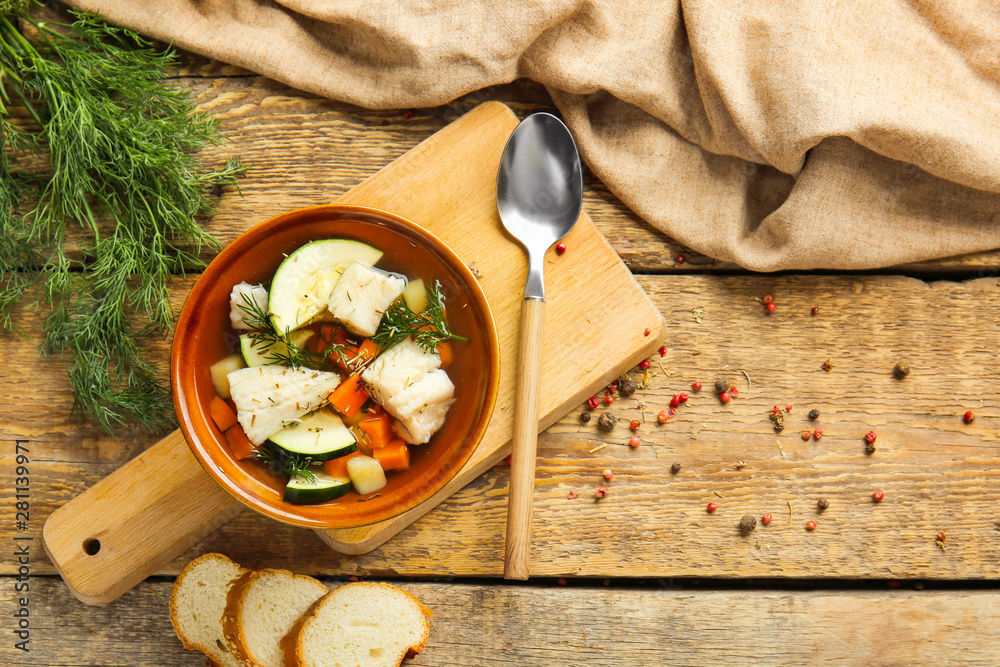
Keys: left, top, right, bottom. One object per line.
{"left": 372, "top": 280, "right": 469, "bottom": 353}
{"left": 0, "top": 5, "right": 244, "bottom": 434}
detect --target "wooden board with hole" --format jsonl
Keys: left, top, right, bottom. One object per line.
{"left": 36, "top": 102, "right": 664, "bottom": 604}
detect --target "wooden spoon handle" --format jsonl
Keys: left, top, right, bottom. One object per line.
{"left": 42, "top": 429, "right": 243, "bottom": 605}
{"left": 504, "top": 298, "right": 546, "bottom": 580}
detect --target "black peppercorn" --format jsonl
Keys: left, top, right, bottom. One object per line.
{"left": 865, "top": 441, "right": 876, "bottom": 455}
{"left": 808, "top": 409, "right": 820, "bottom": 420}
{"left": 670, "top": 463, "right": 681, "bottom": 474}
{"left": 580, "top": 411, "right": 591, "bottom": 423}
{"left": 893, "top": 362, "right": 910, "bottom": 380}
{"left": 714, "top": 377, "right": 731, "bottom": 395}
{"left": 598, "top": 412, "right": 617, "bottom": 431}
{"left": 817, "top": 498, "right": 829, "bottom": 510}
{"left": 618, "top": 378, "right": 637, "bottom": 397}
{"left": 774, "top": 421, "right": 785, "bottom": 432}
{"left": 739, "top": 514, "right": 757, "bottom": 534}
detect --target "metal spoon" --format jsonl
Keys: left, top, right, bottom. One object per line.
{"left": 496, "top": 112, "right": 583, "bottom": 580}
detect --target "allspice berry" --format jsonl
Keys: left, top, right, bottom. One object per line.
{"left": 893, "top": 362, "right": 910, "bottom": 380}
{"left": 714, "top": 377, "right": 731, "bottom": 395}
{"left": 597, "top": 412, "right": 617, "bottom": 431}
{"left": 580, "top": 411, "right": 592, "bottom": 423}
{"left": 670, "top": 463, "right": 681, "bottom": 474}
{"left": 808, "top": 409, "right": 820, "bottom": 420}
{"left": 618, "top": 378, "right": 637, "bottom": 397}
{"left": 817, "top": 498, "right": 830, "bottom": 510}
{"left": 739, "top": 514, "right": 757, "bottom": 534}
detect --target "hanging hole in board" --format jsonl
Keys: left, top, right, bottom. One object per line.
{"left": 82, "top": 538, "right": 101, "bottom": 556}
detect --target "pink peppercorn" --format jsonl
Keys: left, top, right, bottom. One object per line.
{"left": 556, "top": 242, "right": 567, "bottom": 255}
{"left": 707, "top": 502, "right": 717, "bottom": 513}
{"left": 629, "top": 435, "right": 641, "bottom": 447}
{"left": 603, "top": 469, "right": 614, "bottom": 480}
{"left": 639, "top": 359, "right": 652, "bottom": 370}
{"left": 595, "top": 487, "right": 608, "bottom": 499}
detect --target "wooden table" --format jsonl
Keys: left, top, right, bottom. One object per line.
{"left": 3, "top": 52, "right": 1000, "bottom": 666}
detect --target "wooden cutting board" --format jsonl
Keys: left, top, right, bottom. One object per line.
{"left": 42, "top": 102, "right": 664, "bottom": 605}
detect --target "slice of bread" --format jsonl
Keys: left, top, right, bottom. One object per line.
{"left": 170, "top": 553, "right": 249, "bottom": 667}
{"left": 293, "top": 582, "right": 433, "bottom": 667}
{"left": 223, "top": 568, "right": 328, "bottom": 667}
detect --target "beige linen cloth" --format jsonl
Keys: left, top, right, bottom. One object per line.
{"left": 71, "top": 0, "right": 1000, "bottom": 270}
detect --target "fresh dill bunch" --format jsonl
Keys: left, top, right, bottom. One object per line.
{"left": 0, "top": 6, "right": 244, "bottom": 434}
{"left": 373, "top": 280, "right": 469, "bottom": 353}
{"left": 256, "top": 441, "right": 318, "bottom": 484}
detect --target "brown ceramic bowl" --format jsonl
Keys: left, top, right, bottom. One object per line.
{"left": 171, "top": 205, "right": 499, "bottom": 528}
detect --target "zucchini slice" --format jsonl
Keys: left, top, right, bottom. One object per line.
{"left": 283, "top": 470, "right": 352, "bottom": 504}
{"left": 269, "top": 409, "right": 358, "bottom": 461}
{"left": 268, "top": 239, "right": 383, "bottom": 333}
{"left": 239, "top": 330, "right": 314, "bottom": 367}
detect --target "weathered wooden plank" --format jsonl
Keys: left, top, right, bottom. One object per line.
{"left": 4, "top": 274, "right": 1000, "bottom": 579}
{"left": 32, "top": 73, "right": 999, "bottom": 275}
{"left": 2, "top": 578, "right": 999, "bottom": 666}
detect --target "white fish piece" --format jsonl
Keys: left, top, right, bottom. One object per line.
{"left": 361, "top": 338, "right": 441, "bottom": 403}
{"left": 327, "top": 262, "right": 406, "bottom": 337}
{"left": 361, "top": 337, "right": 454, "bottom": 445}
{"left": 229, "top": 282, "right": 268, "bottom": 330}
{"left": 226, "top": 365, "right": 341, "bottom": 445}
{"left": 393, "top": 398, "right": 455, "bottom": 445}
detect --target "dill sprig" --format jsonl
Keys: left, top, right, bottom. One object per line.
{"left": 0, "top": 5, "right": 244, "bottom": 434}
{"left": 372, "top": 280, "right": 469, "bottom": 353}
{"left": 256, "top": 441, "right": 318, "bottom": 484}
{"left": 236, "top": 292, "right": 316, "bottom": 368}
{"left": 237, "top": 291, "right": 375, "bottom": 373}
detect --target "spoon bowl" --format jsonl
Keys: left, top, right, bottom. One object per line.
{"left": 496, "top": 113, "right": 582, "bottom": 580}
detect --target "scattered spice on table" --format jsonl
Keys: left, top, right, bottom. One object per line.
{"left": 740, "top": 514, "right": 757, "bottom": 534}
{"left": 801, "top": 430, "right": 811, "bottom": 441}
{"left": 787, "top": 501, "right": 794, "bottom": 520}
{"left": 719, "top": 390, "right": 732, "bottom": 404}
{"left": 715, "top": 377, "right": 731, "bottom": 394}
{"left": 618, "top": 378, "right": 637, "bottom": 397}
{"left": 691, "top": 380, "right": 702, "bottom": 391}
{"left": 808, "top": 409, "right": 820, "bottom": 420}
{"left": 588, "top": 444, "right": 607, "bottom": 454}
{"left": 595, "top": 487, "right": 608, "bottom": 499}
{"left": 587, "top": 396, "right": 600, "bottom": 409}
{"left": 892, "top": 362, "right": 910, "bottom": 380}
{"left": 822, "top": 359, "right": 834, "bottom": 372}
{"left": 936, "top": 531, "right": 946, "bottom": 551}
{"left": 872, "top": 490, "right": 885, "bottom": 502}
{"left": 556, "top": 242, "right": 567, "bottom": 255}
{"left": 811, "top": 307, "right": 819, "bottom": 315}
{"left": 657, "top": 410, "right": 672, "bottom": 424}
{"left": 603, "top": 469, "right": 614, "bottom": 480}
{"left": 628, "top": 435, "right": 641, "bottom": 447}
{"left": 813, "top": 428, "right": 824, "bottom": 440}
{"left": 761, "top": 513, "right": 773, "bottom": 526}
{"left": 706, "top": 502, "right": 718, "bottom": 513}
{"left": 817, "top": 499, "right": 830, "bottom": 510}
{"left": 805, "top": 521, "right": 817, "bottom": 531}
{"left": 659, "top": 346, "right": 668, "bottom": 357}
{"left": 629, "top": 419, "right": 641, "bottom": 430}
{"left": 670, "top": 463, "right": 681, "bottom": 474}
{"left": 598, "top": 412, "right": 617, "bottom": 431}
{"left": 676, "top": 255, "right": 685, "bottom": 264}
{"left": 567, "top": 491, "right": 579, "bottom": 499}
{"left": 692, "top": 307, "right": 705, "bottom": 323}
{"left": 765, "top": 302, "right": 777, "bottom": 313}
{"left": 963, "top": 410, "right": 975, "bottom": 424}
{"left": 735, "top": 460, "right": 747, "bottom": 470}
{"left": 579, "top": 411, "right": 591, "bottom": 423}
